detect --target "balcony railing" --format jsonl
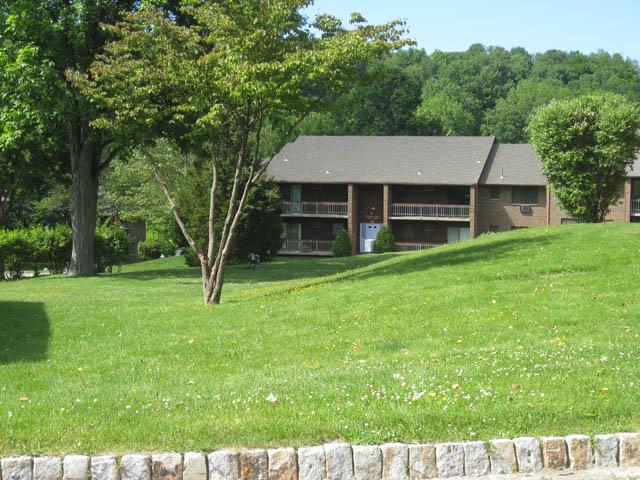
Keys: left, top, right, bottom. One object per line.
{"left": 396, "top": 242, "right": 442, "bottom": 252}
{"left": 279, "top": 239, "right": 333, "bottom": 255}
{"left": 632, "top": 198, "right": 640, "bottom": 215}
{"left": 283, "top": 201, "right": 348, "bottom": 217}
{"left": 390, "top": 203, "right": 470, "bottom": 220}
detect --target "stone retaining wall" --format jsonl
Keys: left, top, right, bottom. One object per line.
{"left": 2, "top": 433, "right": 640, "bottom": 480}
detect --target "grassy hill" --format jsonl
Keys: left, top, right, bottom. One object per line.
{"left": 1, "top": 223, "right": 639, "bottom": 454}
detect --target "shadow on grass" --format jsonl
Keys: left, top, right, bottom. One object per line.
{"left": 0, "top": 301, "right": 49, "bottom": 364}
{"left": 347, "top": 233, "right": 560, "bottom": 282}
{"left": 234, "top": 231, "right": 561, "bottom": 302}
{"left": 113, "top": 254, "right": 399, "bottom": 284}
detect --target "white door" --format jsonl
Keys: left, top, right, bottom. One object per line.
{"left": 360, "top": 223, "right": 383, "bottom": 253}
{"left": 447, "top": 226, "right": 470, "bottom": 243}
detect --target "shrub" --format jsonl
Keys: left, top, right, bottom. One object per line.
{"left": 184, "top": 247, "right": 200, "bottom": 267}
{"left": 232, "top": 183, "right": 283, "bottom": 262}
{"left": 29, "top": 225, "right": 72, "bottom": 274}
{"left": 0, "top": 229, "right": 32, "bottom": 279}
{"left": 373, "top": 225, "right": 396, "bottom": 253}
{"left": 332, "top": 229, "right": 352, "bottom": 257}
{"left": 95, "top": 223, "right": 130, "bottom": 273}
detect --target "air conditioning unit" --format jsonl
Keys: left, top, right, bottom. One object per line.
{"left": 520, "top": 205, "right": 532, "bottom": 214}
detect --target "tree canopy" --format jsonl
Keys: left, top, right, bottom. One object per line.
{"left": 78, "top": 0, "right": 409, "bottom": 304}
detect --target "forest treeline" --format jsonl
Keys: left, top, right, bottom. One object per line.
{"left": 297, "top": 43, "right": 640, "bottom": 143}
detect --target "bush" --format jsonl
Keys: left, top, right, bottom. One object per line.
{"left": 137, "top": 238, "right": 162, "bottom": 261}
{"left": 232, "top": 183, "right": 283, "bottom": 262}
{"left": 332, "top": 229, "right": 352, "bottom": 257}
{"left": 29, "top": 225, "right": 72, "bottom": 274}
{"left": 95, "top": 223, "right": 130, "bottom": 273}
{"left": 0, "top": 229, "right": 32, "bottom": 279}
{"left": 373, "top": 225, "right": 396, "bottom": 253}
{"left": 184, "top": 247, "right": 200, "bottom": 267}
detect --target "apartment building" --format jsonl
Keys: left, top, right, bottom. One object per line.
{"left": 266, "top": 136, "right": 640, "bottom": 255}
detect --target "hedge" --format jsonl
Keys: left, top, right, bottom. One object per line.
{"left": 0, "top": 223, "right": 129, "bottom": 279}
{"left": 373, "top": 225, "right": 396, "bottom": 253}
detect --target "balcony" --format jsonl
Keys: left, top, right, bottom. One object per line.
{"left": 390, "top": 203, "right": 470, "bottom": 221}
{"left": 632, "top": 198, "right": 640, "bottom": 216}
{"left": 395, "top": 242, "right": 442, "bottom": 252}
{"left": 279, "top": 239, "right": 333, "bottom": 256}
{"left": 282, "top": 201, "right": 348, "bottom": 218}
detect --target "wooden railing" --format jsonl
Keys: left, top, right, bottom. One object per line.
{"left": 283, "top": 201, "right": 348, "bottom": 216}
{"left": 395, "top": 242, "right": 442, "bottom": 252}
{"left": 390, "top": 203, "right": 470, "bottom": 219}
{"left": 279, "top": 239, "right": 333, "bottom": 255}
{"left": 632, "top": 198, "right": 640, "bottom": 215}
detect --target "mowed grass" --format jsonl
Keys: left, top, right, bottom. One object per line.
{"left": 1, "top": 223, "right": 640, "bottom": 455}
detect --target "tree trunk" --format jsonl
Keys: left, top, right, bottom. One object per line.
{"left": 68, "top": 140, "right": 100, "bottom": 276}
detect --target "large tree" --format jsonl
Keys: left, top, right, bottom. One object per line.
{"left": 481, "top": 78, "right": 571, "bottom": 143}
{"left": 1, "top": 0, "right": 137, "bottom": 275}
{"left": 78, "top": 1, "right": 409, "bottom": 305}
{"left": 528, "top": 93, "right": 640, "bottom": 222}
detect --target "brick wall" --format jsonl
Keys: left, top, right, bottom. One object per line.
{"left": 548, "top": 181, "right": 629, "bottom": 224}
{"left": 477, "top": 186, "right": 547, "bottom": 234}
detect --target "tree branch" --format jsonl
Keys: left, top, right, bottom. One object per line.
{"left": 150, "top": 163, "right": 201, "bottom": 258}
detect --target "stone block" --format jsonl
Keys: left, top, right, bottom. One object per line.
{"left": 239, "top": 450, "right": 267, "bottom": 480}
{"left": 1, "top": 457, "right": 32, "bottom": 480}
{"left": 435, "top": 443, "right": 464, "bottom": 478}
{"left": 542, "top": 437, "right": 568, "bottom": 470}
{"left": 513, "top": 437, "right": 543, "bottom": 473}
{"left": 618, "top": 433, "right": 640, "bottom": 467}
{"left": 595, "top": 434, "right": 619, "bottom": 468}
{"left": 207, "top": 451, "right": 239, "bottom": 480}
{"left": 381, "top": 443, "right": 408, "bottom": 480}
{"left": 151, "top": 454, "right": 182, "bottom": 480}
{"left": 408, "top": 445, "right": 436, "bottom": 480}
{"left": 297, "top": 447, "right": 325, "bottom": 480}
{"left": 352, "top": 446, "right": 381, "bottom": 480}
{"left": 91, "top": 456, "right": 117, "bottom": 480}
{"left": 184, "top": 453, "right": 206, "bottom": 480}
{"left": 463, "top": 441, "right": 489, "bottom": 477}
{"left": 63, "top": 456, "right": 89, "bottom": 480}
{"left": 324, "top": 443, "right": 353, "bottom": 480}
{"left": 121, "top": 455, "right": 151, "bottom": 480}
{"left": 489, "top": 439, "right": 517, "bottom": 474}
{"left": 267, "top": 448, "right": 297, "bottom": 480}
{"left": 34, "top": 457, "right": 62, "bottom": 480}
{"left": 566, "top": 435, "right": 592, "bottom": 470}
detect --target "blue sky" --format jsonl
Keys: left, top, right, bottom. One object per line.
{"left": 304, "top": 1, "right": 640, "bottom": 62}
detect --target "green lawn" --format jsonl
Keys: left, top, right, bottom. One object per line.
{"left": 1, "top": 224, "right": 640, "bottom": 455}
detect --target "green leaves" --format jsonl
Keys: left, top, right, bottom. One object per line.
{"left": 529, "top": 93, "right": 640, "bottom": 222}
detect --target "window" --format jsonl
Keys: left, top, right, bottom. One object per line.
{"left": 489, "top": 225, "right": 499, "bottom": 233}
{"left": 511, "top": 187, "right": 539, "bottom": 204}
{"left": 332, "top": 223, "right": 345, "bottom": 236}
{"left": 290, "top": 184, "right": 302, "bottom": 202}
{"left": 489, "top": 186, "right": 500, "bottom": 200}
{"left": 423, "top": 225, "right": 434, "bottom": 232}
{"left": 401, "top": 223, "right": 413, "bottom": 240}
{"left": 285, "top": 223, "right": 301, "bottom": 240}
{"left": 312, "top": 221, "right": 321, "bottom": 229}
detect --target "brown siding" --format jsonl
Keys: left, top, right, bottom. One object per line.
{"left": 279, "top": 183, "right": 347, "bottom": 203}
{"left": 391, "top": 185, "right": 470, "bottom": 205}
{"left": 477, "top": 186, "right": 547, "bottom": 233}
